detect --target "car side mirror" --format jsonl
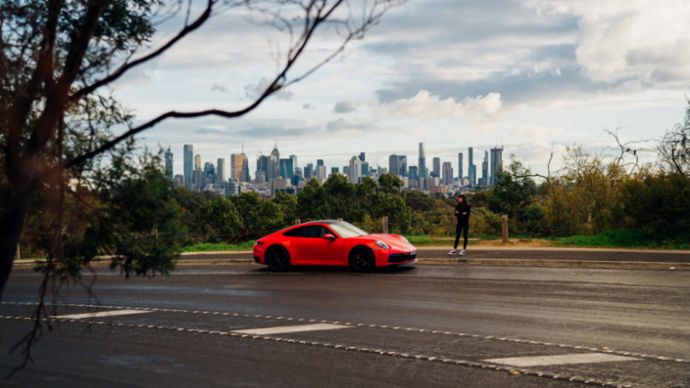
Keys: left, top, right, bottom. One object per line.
{"left": 323, "top": 233, "right": 336, "bottom": 241}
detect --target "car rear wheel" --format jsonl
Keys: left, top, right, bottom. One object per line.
{"left": 349, "top": 247, "right": 375, "bottom": 272}
{"left": 266, "top": 246, "right": 291, "bottom": 272}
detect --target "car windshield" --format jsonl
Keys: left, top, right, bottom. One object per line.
{"left": 329, "top": 222, "right": 368, "bottom": 238}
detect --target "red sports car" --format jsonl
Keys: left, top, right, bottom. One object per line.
{"left": 252, "top": 220, "right": 417, "bottom": 272}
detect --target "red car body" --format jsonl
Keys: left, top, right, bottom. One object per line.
{"left": 252, "top": 220, "right": 417, "bottom": 271}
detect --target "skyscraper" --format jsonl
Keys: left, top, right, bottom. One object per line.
{"left": 280, "top": 158, "right": 294, "bottom": 182}
{"left": 256, "top": 154, "right": 269, "bottom": 182}
{"left": 442, "top": 162, "right": 453, "bottom": 185}
{"left": 164, "top": 147, "right": 174, "bottom": 179}
{"left": 316, "top": 165, "right": 327, "bottom": 181}
{"left": 304, "top": 163, "right": 314, "bottom": 180}
{"left": 432, "top": 157, "right": 441, "bottom": 178}
{"left": 359, "top": 152, "right": 366, "bottom": 162}
{"left": 468, "top": 147, "right": 476, "bottom": 187}
{"left": 418, "top": 142, "right": 427, "bottom": 178}
{"left": 490, "top": 147, "right": 504, "bottom": 186}
{"left": 268, "top": 144, "right": 280, "bottom": 181}
{"left": 316, "top": 159, "right": 324, "bottom": 167}
{"left": 217, "top": 158, "right": 226, "bottom": 184}
{"left": 481, "top": 150, "right": 489, "bottom": 187}
{"left": 183, "top": 144, "right": 193, "bottom": 188}
{"left": 408, "top": 166, "right": 418, "bottom": 182}
{"left": 457, "top": 152, "right": 463, "bottom": 180}
{"left": 348, "top": 156, "right": 362, "bottom": 183}
{"left": 231, "top": 153, "right": 247, "bottom": 182}
{"left": 389, "top": 154, "right": 407, "bottom": 177}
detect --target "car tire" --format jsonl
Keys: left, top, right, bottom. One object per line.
{"left": 266, "top": 246, "right": 291, "bottom": 272}
{"left": 349, "top": 246, "right": 375, "bottom": 272}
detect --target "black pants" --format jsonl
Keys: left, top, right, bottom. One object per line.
{"left": 454, "top": 220, "right": 469, "bottom": 250}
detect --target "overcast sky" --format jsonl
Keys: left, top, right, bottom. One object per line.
{"left": 112, "top": 0, "right": 690, "bottom": 177}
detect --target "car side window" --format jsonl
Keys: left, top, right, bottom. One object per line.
{"left": 284, "top": 225, "right": 329, "bottom": 238}
{"left": 284, "top": 227, "right": 305, "bottom": 237}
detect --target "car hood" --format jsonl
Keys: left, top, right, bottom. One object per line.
{"left": 362, "top": 233, "right": 416, "bottom": 251}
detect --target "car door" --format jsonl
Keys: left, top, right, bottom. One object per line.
{"left": 296, "top": 225, "right": 342, "bottom": 265}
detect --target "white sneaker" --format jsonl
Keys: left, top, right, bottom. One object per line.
{"left": 448, "top": 249, "right": 458, "bottom": 256}
{"left": 459, "top": 249, "right": 467, "bottom": 256}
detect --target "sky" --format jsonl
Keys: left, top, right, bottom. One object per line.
{"left": 111, "top": 0, "right": 690, "bottom": 177}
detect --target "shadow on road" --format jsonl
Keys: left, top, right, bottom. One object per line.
{"left": 252, "top": 264, "right": 417, "bottom": 275}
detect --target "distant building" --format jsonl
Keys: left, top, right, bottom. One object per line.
{"left": 280, "top": 158, "right": 294, "bottom": 182}
{"left": 432, "top": 157, "right": 441, "bottom": 178}
{"left": 216, "top": 158, "right": 226, "bottom": 185}
{"left": 490, "top": 147, "right": 503, "bottom": 186}
{"left": 359, "top": 152, "right": 366, "bottom": 162}
{"left": 389, "top": 154, "right": 407, "bottom": 177}
{"left": 304, "top": 163, "right": 314, "bottom": 180}
{"left": 457, "top": 152, "right": 463, "bottom": 181}
{"left": 481, "top": 151, "right": 489, "bottom": 187}
{"left": 408, "top": 165, "right": 419, "bottom": 182}
{"left": 331, "top": 167, "right": 339, "bottom": 175}
{"left": 256, "top": 154, "right": 269, "bottom": 182}
{"left": 174, "top": 174, "right": 184, "bottom": 187}
{"left": 225, "top": 179, "right": 239, "bottom": 197}
{"left": 268, "top": 144, "right": 280, "bottom": 181}
{"left": 418, "top": 142, "right": 427, "bottom": 178}
{"left": 164, "top": 147, "right": 174, "bottom": 179}
{"left": 348, "top": 156, "right": 362, "bottom": 183}
{"left": 442, "top": 161, "right": 453, "bottom": 185}
{"left": 361, "top": 161, "right": 369, "bottom": 177}
{"left": 183, "top": 144, "right": 193, "bottom": 188}
{"left": 316, "top": 165, "right": 327, "bottom": 182}
{"left": 468, "top": 147, "right": 476, "bottom": 188}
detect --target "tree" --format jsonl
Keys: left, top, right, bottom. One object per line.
{"left": 488, "top": 159, "right": 537, "bottom": 231}
{"left": 659, "top": 100, "right": 690, "bottom": 177}
{"left": 0, "top": 0, "right": 401, "bottom": 299}
{"left": 192, "top": 196, "right": 241, "bottom": 242}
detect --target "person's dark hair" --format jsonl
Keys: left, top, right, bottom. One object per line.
{"left": 457, "top": 194, "right": 467, "bottom": 203}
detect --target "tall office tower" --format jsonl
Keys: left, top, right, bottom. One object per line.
{"left": 348, "top": 156, "right": 362, "bottom": 183}
{"left": 256, "top": 155, "right": 269, "bottom": 181}
{"left": 490, "top": 147, "right": 504, "bottom": 186}
{"left": 418, "top": 142, "right": 427, "bottom": 178}
{"left": 304, "top": 163, "right": 314, "bottom": 180}
{"left": 399, "top": 155, "right": 407, "bottom": 177}
{"left": 194, "top": 154, "right": 202, "bottom": 170}
{"left": 316, "top": 165, "right": 327, "bottom": 181}
{"left": 289, "top": 154, "right": 298, "bottom": 174}
{"left": 361, "top": 161, "right": 369, "bottom": 177}
{"left": 203, "top": 162, "right": 215, "bottom": 186}
{"left": 229, "top": 152, "right": 249, "bottom": 182}
{"left": 279, "top": 158, "right": 294, "bottom": 182}
{"left": 331, "top": 167, "right": 339, "bottom": 175}
{"left": 316, "top": 159, "right": 324, "bottom": 167}
{"left": 432, "top": 157, "right": 441, "bottom": 178}
{"left": 269, "top": 144, "right": 280, "bottom": 181}
{"left": 481, "top": 151, "right": 489, "bottom": 187}
{"left": 408, "top": 166, "right": 419, "bottom": 182}
{"left": 457, "top": 152, "right": 463, "bottom": 180}
{"left": 359, "top": 152, "right": 366, "bottom": 162}
{"left": 389, "top": 155, "right": 400, "bottom": 176}
{"left": 164, "top": 147, "right": 174, "bottom": 179}
{"left": 468, "top": 147, "right": 476, "bottom": 187}
{"left": 342, "top": 166, "right": 350, "bottom": 176}
{"left": 183, "top": 144, "right": 193, "bottom": 188}
{"left": 442, "top": 162, "right": 453, "bottom": 185}
{"left": 216, "top": 158, "right": 226, "bottom": 184}
{"left": 225, "top": 179, "right": 239, "bottom": 197}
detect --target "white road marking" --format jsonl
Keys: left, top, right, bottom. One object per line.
{"left": 53, "top": 309, "right": 151, "bottom": 320}
{"left": 484, "top": 352, "right": 640, "bottom": 367}
{"left": 233, "top": 323, "right": 349, "bottom": 335}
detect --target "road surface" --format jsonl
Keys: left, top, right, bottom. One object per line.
{"left": 2, "top": 264, "right": 689, "bottom": 387}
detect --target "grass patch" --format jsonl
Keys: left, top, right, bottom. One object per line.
{"left": 556, "top": 229, "right": 689, "bottom": 250}
{"left": 182, "top": 241, "right": 255, "bottom": 252}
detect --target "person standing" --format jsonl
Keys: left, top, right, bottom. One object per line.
{"left": 448, "top": 194, "right": 471, "bottom": 256}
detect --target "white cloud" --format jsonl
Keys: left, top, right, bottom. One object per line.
{"left": 522, "top": 0, "right": 690, "bottom": 84}
{"left": 333, "top": 100, "right": 357, "bottom": 113}
{"left": 379, "top": 90, "right": 502, "bottom": 120}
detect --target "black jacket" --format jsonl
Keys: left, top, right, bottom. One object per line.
{"left": 454, "top": 203, "right": 471, "bottom": 223}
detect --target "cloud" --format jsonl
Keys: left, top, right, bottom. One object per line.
{"left": 211, "top": 83, "right": 228, "bottom": 93}
{"left": 333, "top": 100, "right": 357, "bottom": 113}
{"left": 244, "top": 77, "right": 294, "bottom": 101}
{"left": 326, "top": 118, "right": 369, "bottom": 133}
{"left": 522, "top": 0, "right": 690, "bottom": 84}
{"left": 379, "top": 90, "right": 502, "bottom": 120}
{"left": 302, "top": 103, "right": 315, "bottom": 110}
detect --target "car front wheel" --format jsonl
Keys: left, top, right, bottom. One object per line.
{"left": 349, "top": 247, "right": 375, "bottom": 272}
{"left": 266, "top": 246, "right": 291, "bottom": 272}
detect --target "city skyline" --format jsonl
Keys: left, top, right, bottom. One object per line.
{"left": 170, "top": 141, "right": 503, "bottom": 196}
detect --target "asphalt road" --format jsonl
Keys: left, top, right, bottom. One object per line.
{"left": 2, "top": 264, "right": 690, "bottom": 387}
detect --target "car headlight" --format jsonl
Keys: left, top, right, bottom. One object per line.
{"left": 376, "top": 240, "right": 390, "bottom": 249}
